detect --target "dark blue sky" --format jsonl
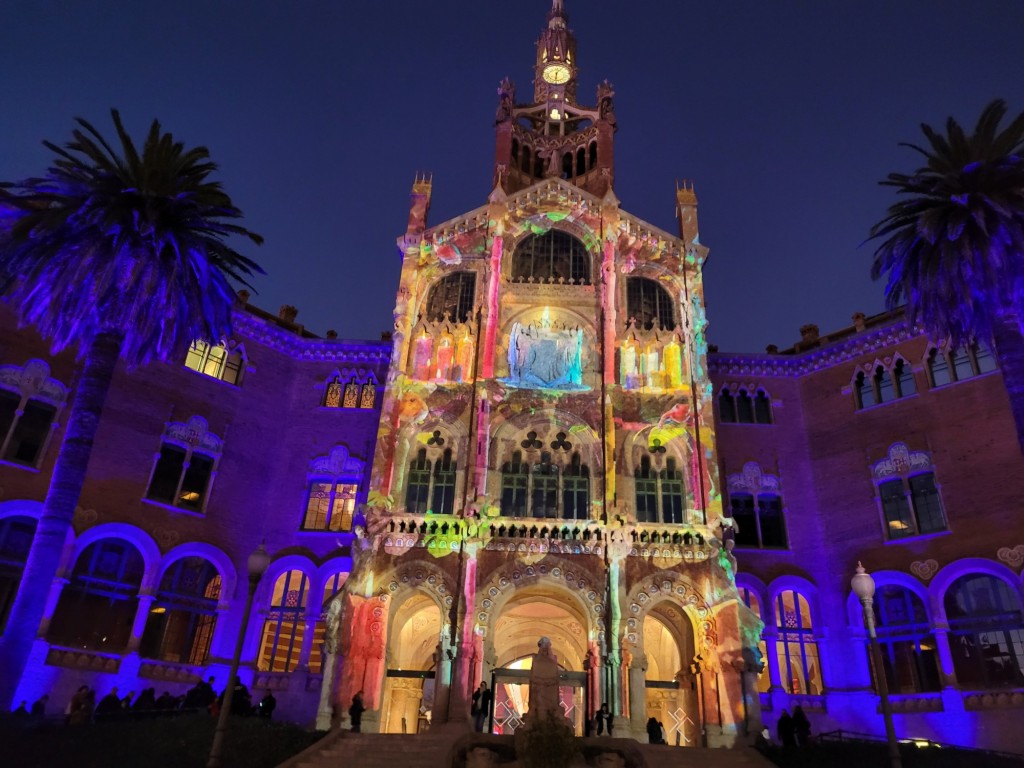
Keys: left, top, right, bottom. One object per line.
{"left": 3, "top": 1, "right": 1022, "bottom": 352}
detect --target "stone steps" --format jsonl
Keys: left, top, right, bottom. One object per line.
{"left": 281, "top": 731, "right": 776, "bottom": 768}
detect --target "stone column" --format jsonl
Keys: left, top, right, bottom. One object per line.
{"left": 932, "top": 623, "right": 958, "bottom": 688}
{"left": 627, "top": 659, "right": 647, "bottom": 738}
{"left": 126, "top": 592, "right": 157, "bottom": 653}
{"left": 447, "top": 544, "right": 479, "bottom": 727}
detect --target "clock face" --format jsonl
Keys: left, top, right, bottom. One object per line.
{"left": 542, "top": 64, "right": 571, "bottom": 85}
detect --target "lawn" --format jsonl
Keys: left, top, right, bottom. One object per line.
{"left": 1, "top": 714, "right": 323, "bottom": 768}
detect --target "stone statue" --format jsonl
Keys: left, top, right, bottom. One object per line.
{"left": 527, "top": 636, "right": 562, "bottom": 722}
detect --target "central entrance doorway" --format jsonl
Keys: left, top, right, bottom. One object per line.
{"left": 489, "top": 660, "right": 588, "bottom": 735}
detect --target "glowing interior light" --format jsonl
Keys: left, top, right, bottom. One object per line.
{"left": 550, "top": 109, "right": 561, "bottom": 120}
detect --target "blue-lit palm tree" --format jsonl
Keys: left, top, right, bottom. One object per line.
{"left": 0, "top": 111, "right": 262, "bottom": 706}
{"left": 869, "top": 99, "right": 1024, "bottom": 452}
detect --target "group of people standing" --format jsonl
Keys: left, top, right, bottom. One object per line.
{"left": 776, "top": 705, "right": 812, "bottom": 748}
{"left": 9, "top": 677, "right": 278, "bottom": 726}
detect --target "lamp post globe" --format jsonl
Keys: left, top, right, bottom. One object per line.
{"left": 851, "top": 561, "right": 902, "bottom": 768}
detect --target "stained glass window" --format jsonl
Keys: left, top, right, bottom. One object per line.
{"left": 342, "top": 381, "right": 359, "bottom": 409}
{"left": 310, "top": 571, "right": 348, "bottom": 675}
{"left": 258, "top": 570, "right": 309, "bottom": 673}
{"left": 184, "top": 340, "right": 243, "bottom": 385}
{"left": 324, "top": 379, "right": 342, "bottom": 408}
{"left": 512, "top": 231, "right": 591, "bottom": 285}
{"left": 303, "top": 482, "right": 357, "bottom": 531}
{"left": 426, "top": 272, "right": 476, "bottom": 322}
{"left": 774, "top": 590, "right": 822, "bottom": 695}
{"left": 626, "top": 277, "right": 675, "bottom": 330}
{"left": 360, "top": 383, "right": 376, "bottom": 409}
{"left": 140, "top": 557, "right": 221, "bottom": 665}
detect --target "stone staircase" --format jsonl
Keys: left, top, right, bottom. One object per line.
{"left": 279, "top": 731, "right": 776, "bottom": 768}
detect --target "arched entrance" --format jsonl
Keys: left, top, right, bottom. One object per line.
{"left": 642, "top": 603, "right": 700, "bottom": 746}
{"left": 381, "top": 592, "right": 441, "bottom": 733}
{"left": 487, "top": 586, "right": 590, "bottom": 735}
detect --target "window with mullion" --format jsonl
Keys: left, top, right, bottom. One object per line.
{"left": 431, "top": 450, "right": 457, "bottom": 515}
{"left": 909, "top": 473, "right": 945, "bottom": 533}
{"left": 406, "top": 449, "right": 432, "bottom": 514}
{"left": 258, "top": 570, "right": 309, "bottom": 674}
{"left": 880, "top": 479, "right": 915, "bottom": 539}
{"left": 872, "top": 585, "right": 940, "bottom": 693}
{"left": 660, "top": 460, "right": 685, "bottom": 524}
{"left": 562, "top": 458, "right": 590, "bottom": 520}
{"left": 758, "top": 494, "right": 787, "bottom": 547}
{"left": 303, "top": 481, "right": 357, "bottom": 531}
{"left": 501, "top": 452, "right": 529, "bottom": 517}
{"left": 730, "top": 495, "right": 758, "bottom": 547}
{"left": 531, "top": 458, "right": 559, "bottom": 519}
{"left": 141, "top": 557, "right": 220, "bottom": 664}
{"left": 945, "top": 574, "right": 1024, "bottom": 688}
{"left": 3, "top": 398, "right": 56, "bottom": 466}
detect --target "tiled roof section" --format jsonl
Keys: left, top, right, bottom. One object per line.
{"left": 709, "top": 311, "right": 917, "bottom": 378}
{"left": 233, "top": 310, "right": 391, "bottom": 365}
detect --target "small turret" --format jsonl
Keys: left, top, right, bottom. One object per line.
{"left": 405, "top": 173, "right": 432, "bottom": 239}
{"left": 676, "top": 181, "right": 699, "bottom": 243}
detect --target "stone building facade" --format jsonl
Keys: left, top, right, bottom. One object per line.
{"left": 1, "top": 0, "right": 1022, "bottom": 755}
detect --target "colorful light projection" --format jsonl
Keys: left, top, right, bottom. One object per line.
{"left": 620, "top": 332, "right": 685, "bottom": 391}
{"left": 502, "top": 308, "right": 587, "bottom": 391}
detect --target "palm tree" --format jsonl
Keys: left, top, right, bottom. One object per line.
{"left": 0, "top": 110, "right": 262, "bottom": 707}
{"left": 869, "top": 99, "right": 1024, "bottom": 452}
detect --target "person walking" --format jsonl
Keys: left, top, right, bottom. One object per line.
{"left": 349, "top": 690, "right": 365, "bottom": 732}
{"left": 258, "top": 690, "right": 277, "bottom": 720}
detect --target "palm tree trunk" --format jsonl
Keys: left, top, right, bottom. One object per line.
{"left": 0, "top": 331, "right": 123, "bottom": 709}
{"left": 992, "top": 313, "right": 1024, "bottom": 455}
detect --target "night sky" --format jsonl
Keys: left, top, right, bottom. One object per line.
{"left": 3, "top": 1, "right": 1022, "bottom": 353}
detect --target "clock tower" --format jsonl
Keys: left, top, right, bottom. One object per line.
{"left": 494, "top": 0, "right": 616, "bottom": 196}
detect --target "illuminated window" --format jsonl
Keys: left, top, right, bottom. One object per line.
{"left": 258, "top": 570, "right": 309, "bottom": 673}
{"left": 184, "top": 340, "right": 243, "bottom": 385}
{"left": 323, "top": 377, "right": 343, "bottom": 407}
{"left": 873, "top": 444, "right": 946, "bottom": 540}
{"left": 774, "top": 590, "right": 823, "bottom": 695}
{"left": 147, "top": 445, "right": 216, "bottom": 513}
{"left": 48, "top": 539, "right": 145, "bottom": 651}
{"left": 140, "top": 557, "right": 221, "bottom": 665}
{"left": 0, "top": 516, "right": 36, "bottom": 633}
{"left": 729, "top": 492, "right": 787, "bottom": 548}
{"left": 945, "top": 574, "right": 1024, "bottom": 688}
{"left": 737, "top": 586, "right": 770, "bottom": 693}
{"left": 302, "top": 481, "right": 357, "bottom": 532}
{"left": 626, "top": 277, "right": 675, "bottom": 330}
{"left": 342, "top": 380, "right": 359, "bottom": 409}
{"left": 310, "top": 571, "right": 348, "bottom": 675}
{"left": 360, "top": 383, "right": 376, "bottom": 409}
{"left": 869, "top": 586, "right": 940, "bottom": 693}
{"left": 927, "top": 342, "right": 996, "bottom": 388}
{"left": 426, "top": 272, "right": 476, "bottom": 323}
{"left": 511, "top": 231, "right": 591, "bottom": 285}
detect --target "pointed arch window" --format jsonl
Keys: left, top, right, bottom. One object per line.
{"left": 736, "top": 390, "right": 755, "bottom": 423}
{"left": 425, "top": 272, "right": 476, "bottom": 323}
{"left": 500, "top": 450, "right": 530, "bottom": 517}
{"left": 431, "top": 449, "right": 458, "bottom": 515}
{"left": 185, "top": 340, "right": 244, "bottom": 385}
{"left": 660, "top": 458, "right": 685, "bottom": 524}
{"left": 141, "top": 557, "right": 221, "bottom": 665}
{"left": 928, "top": 342, "right": 998, "bottom": 388}
{"left": 718, "top": 390, "right": 737, "bottom": 423}
{"left": 48, "top": 539, "right": 145, "bottom": 651}
{"left": 511, "top": 230, "right": 591, "bottom": 285}
{"left": 774, "top": 590, "right": 823, "bottom": 695}
{"left": 869, "top": 585, "right": 941, "bottom": 693}
{"left": 323, "top": 377, "right": 343, "bottom": 408}
{"left": 753, "top": 390, "right": 773, "bottom": 424}
{"left": 945, "top": 574, "right": 1024, "bottom": 688}
{"left": 562, "top": 453, "right": 590, "bottom": 520}
{"left": 342, "top": 380, "right": 360, "bottom": 408}
{"left": 405, "top": 448, "right": 432, "bottom": 515}
{"left": 635, "top": 456, "right": 659, "bottom": 523}
{"left": 856, "top": 359, "right": 917, "bottom": 409}
{"left": 737, "top": 586, "right": 771, "bottom": 693}
{"left": 359, "top": 383, "right": 377, "bottom": 409}
{"left": 626, "top": 277, "right": 675, "bottom": 330}
{"left": 531, "top": 452, "right": 559, "bottom": 519}
{"left": 0, "top": 516, "right": 36, "bottom": 633}
{"left": 257, "top": 570, "right": 309, "bottom": 673}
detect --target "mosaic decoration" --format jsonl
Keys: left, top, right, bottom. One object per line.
{"left": 997, "top": 545, "right": 1024, "bottom": 570}
{"left": 910, "top": 559, "right": 939, "bottom": 582}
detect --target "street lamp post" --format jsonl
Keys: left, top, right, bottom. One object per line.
{"left": 207, "top": 543, "right": 272, "bottom": 768}
{"left": 851, "top": 562, "right": 902, "bottom": 768}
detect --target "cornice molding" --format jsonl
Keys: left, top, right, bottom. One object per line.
{"left": 232, "top": 312, "right": 390, "bottom": 366}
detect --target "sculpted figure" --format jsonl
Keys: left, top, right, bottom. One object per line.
{"left": 527, "top": 636, "right": 562, "bottom": 721}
